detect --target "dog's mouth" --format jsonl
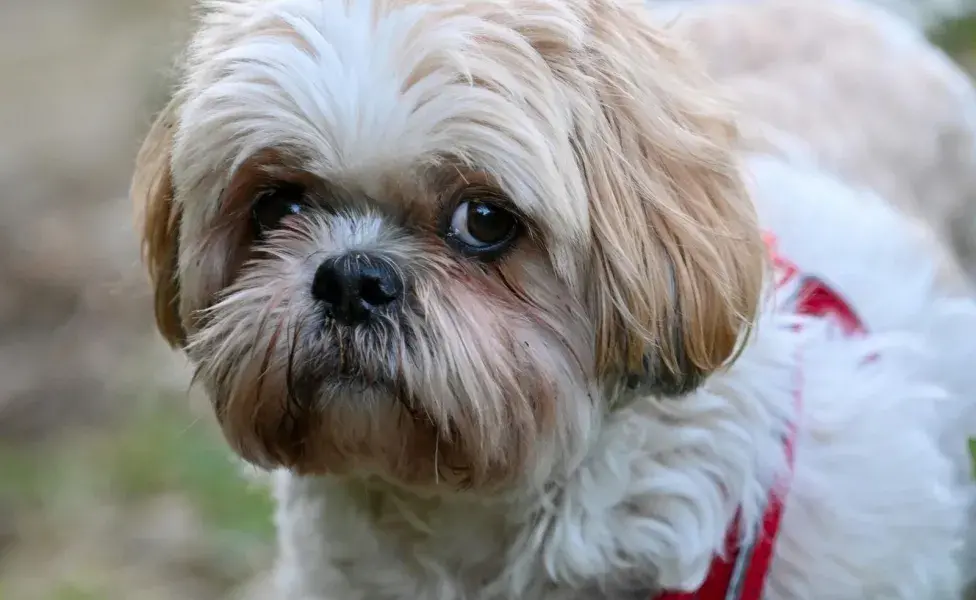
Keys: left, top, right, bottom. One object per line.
{"left": 292, "top": 352, "right": 424, "bottom": 412}
{"left": 319, "top": 369, "right": 397, "bottom": 396}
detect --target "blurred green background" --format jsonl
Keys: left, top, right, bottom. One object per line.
{"left": 0, "top": 2, "right": 275, "bottom": 598}
{"left": 0, "top": 1, "right": 972, "bottom": 599}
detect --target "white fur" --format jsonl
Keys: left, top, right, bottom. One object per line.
{"left": 649, "top": 0, "right": 976, "bottom": 30}
{"left": 260, "top": 153, "right": 976, "bottom": 599}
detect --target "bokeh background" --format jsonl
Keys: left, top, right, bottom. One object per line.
{"left": 0, "top": 1, "right": 973, "bottom": 599}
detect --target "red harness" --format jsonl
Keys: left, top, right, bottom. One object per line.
{"left": 655, "top": 234, "right": 867, "bottom": 600}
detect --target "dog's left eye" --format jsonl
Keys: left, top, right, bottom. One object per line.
{"left": 446, "top": 195, "right": 520, "bottom": 258}
{"left": 251, "top": 182, "right": 308, "bottom": 236}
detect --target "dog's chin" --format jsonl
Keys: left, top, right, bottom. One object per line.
{"left": 314, "top": 367, "right": 430, "bottom": 427}
{"left": 203, "top": 350, "right": 549, "bottom": 491}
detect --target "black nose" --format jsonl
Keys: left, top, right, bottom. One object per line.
{"left": 311, "top": 253, "right": 403, "bottom": 325}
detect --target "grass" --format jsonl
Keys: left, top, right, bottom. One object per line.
{"left": 931, "top": 13, "right": 976, "bottom": 56}
{"left": 0, "top": 401, "right": 274, "bottom": 539}
{"left": 0, "top": 397, "right": 275, "bottom": 600}
{"left": 970, "top": 438, "right": 976, "bottom": 480}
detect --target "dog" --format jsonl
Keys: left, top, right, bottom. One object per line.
{"left": 132, "top": 0, "right": 976, "bottom": 597}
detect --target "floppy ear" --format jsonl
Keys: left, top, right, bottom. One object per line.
{"left": 132, "top": 97, "right": 186, "bottom": 348}
{"left": 571, "top": 5, "right": 765, "bottom": 396}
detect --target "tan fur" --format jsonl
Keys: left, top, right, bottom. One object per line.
{"left": 565, "top": 3, "right": 764, "bottom": 392}
{"left": 133, "top": 97, "right": 185, "bottom": 348}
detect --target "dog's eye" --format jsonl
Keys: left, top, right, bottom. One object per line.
{"left": 446, "top": 194, "right": 520, "bottom": 258}
{"left": 251, "top": 182, "right": 307, "bottom": 235}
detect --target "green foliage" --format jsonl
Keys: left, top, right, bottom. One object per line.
{"left": 0, "top": 398, "right": 275, "bottom": 597}
{"left": 969, "top": 437, "right": 976, "bottom": 481}
{"left": 102, "top": 406, "right": 275, "bottom": 542}
{"left": 46, "top": 582, "right": 104, "bottom": 600}
{"left": 0, "top": 399, "right": 275, "bottom": 545}
{"left": 930, "top": 14, "right": 976, "bottom": 56}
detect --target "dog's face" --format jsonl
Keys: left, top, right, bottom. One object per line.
{"left": 133, "top": 0, "right": 764, "bottom": 491}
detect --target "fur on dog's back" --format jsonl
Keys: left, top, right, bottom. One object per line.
{"left": 651, "top": 0, "right": 976, "bottom": 31}
{"left": 655, "top": 0, "right": 976, "bottom": 280}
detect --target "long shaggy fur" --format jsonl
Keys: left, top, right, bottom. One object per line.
{"left": 133, "top": 0, "right": 976, "bottom": 598}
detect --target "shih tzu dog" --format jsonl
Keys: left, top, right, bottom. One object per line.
{"left": 132, "top": 0, "right": 976, "bottom": 598}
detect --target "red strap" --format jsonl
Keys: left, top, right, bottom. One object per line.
{"left": 766, "top": 232, "right": 867, "bottom": 337}
{"left": 654, "top": 450, "right": 795, "bottom": 600}
{"left": 793, "top": 278, "right": 866, "bottom": 336}
{"left": 653, "top": 234, "right": 864, "bottom": 600}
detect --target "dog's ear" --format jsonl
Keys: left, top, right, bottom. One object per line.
{"left": 133, "top": 97, "right": 186, "bottom": 348}
{"left": 569, "top": 5, "right": 765, "bottom": 396}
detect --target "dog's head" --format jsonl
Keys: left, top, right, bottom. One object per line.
{"left": 133, "top": 0, "right": 764, "bottom": 491}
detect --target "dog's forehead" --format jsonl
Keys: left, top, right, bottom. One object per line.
{"left": 175, "top": 0, "right": 589, "bottom": 237}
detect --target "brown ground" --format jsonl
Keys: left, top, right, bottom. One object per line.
{"left": 0, "top": 2, "right": 972, "bottom": 599}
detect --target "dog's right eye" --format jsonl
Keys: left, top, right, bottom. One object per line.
{"left": 443, "top": 185, "right": 522, "bottom": 260}
{"left": 251, "top": 182, "right": 308, "bottom": 235}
